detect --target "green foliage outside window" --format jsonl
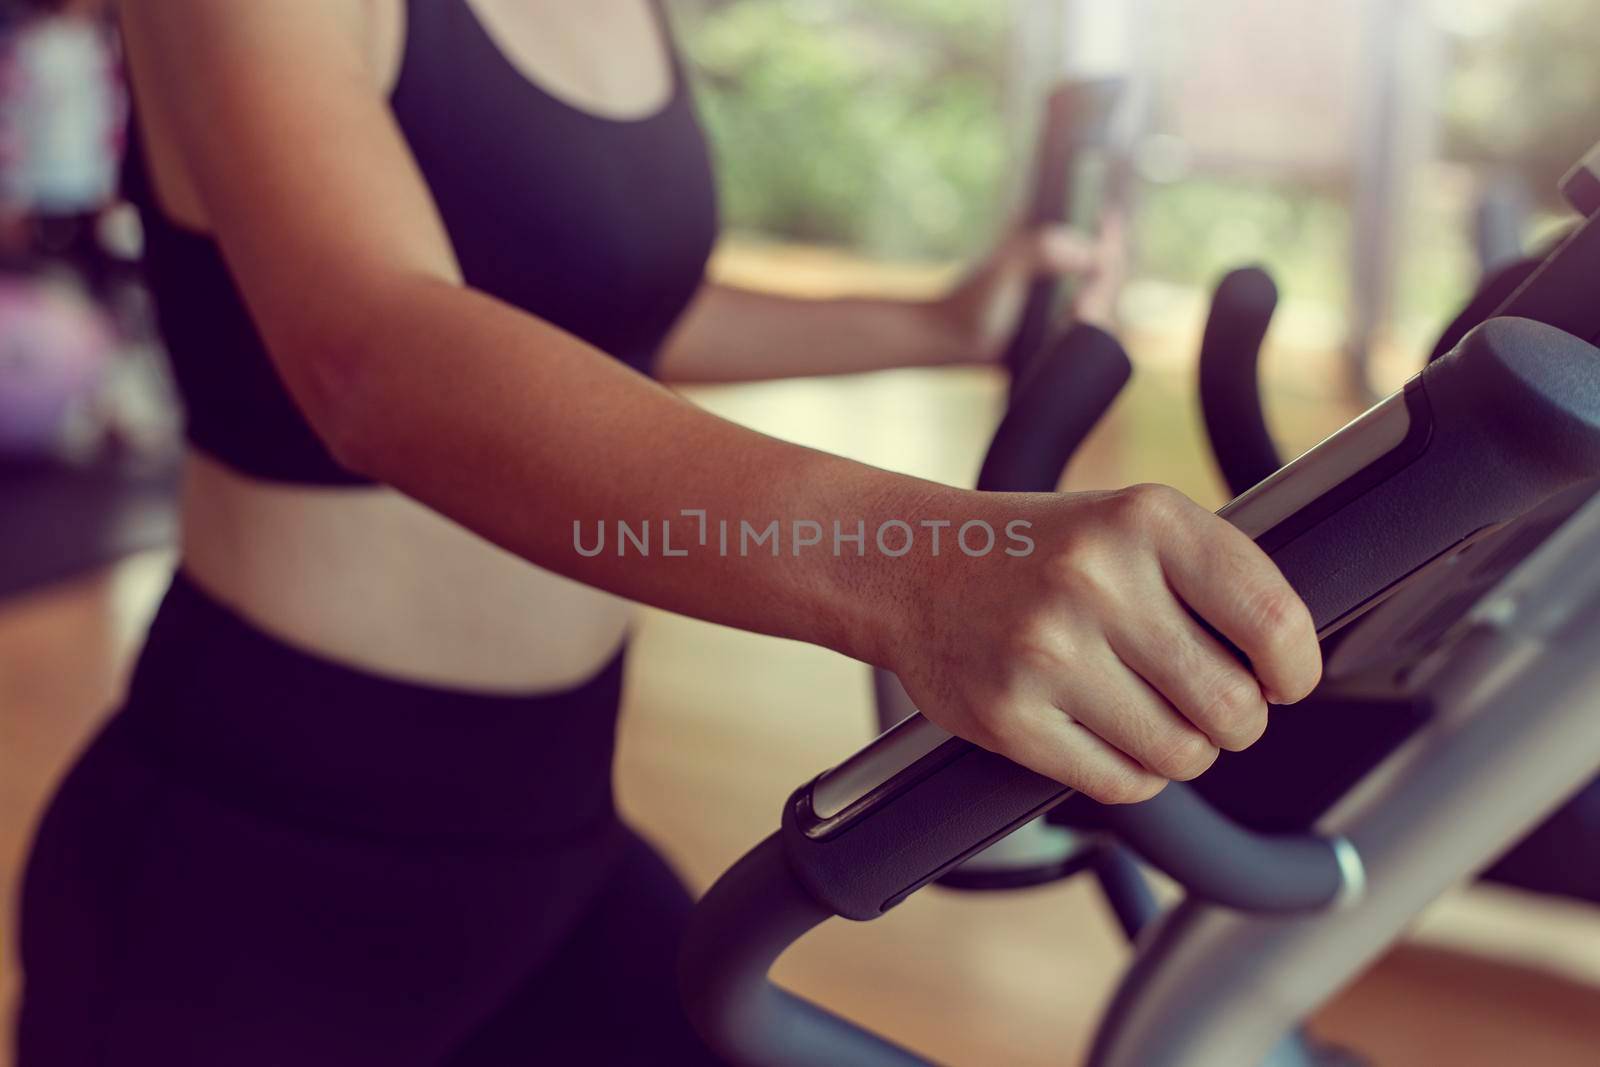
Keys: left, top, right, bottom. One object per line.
{"left": 676, "top": 0, "right": 1012, "bottom": 261}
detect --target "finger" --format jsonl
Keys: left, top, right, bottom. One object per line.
{"left": 1032, "top": 225, "right": 1095, "bottom": 275}
{"left": 1156, "top": 510, "right": 1322, "bottom": 704}
{"left": 1106, "top": 605, "right": 1268, "bottom": 752}
{"left": 1052, "top": 644, "right": 1220, "bottom": 781}
{"left": 1095, "top": 208, "right": 1127, "bottom": 249}
{"left": 988, "top": 701, "right": 1169, "bottom": 805}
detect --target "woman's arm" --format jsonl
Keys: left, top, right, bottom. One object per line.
{"left": 656, "top": 281, "right": 977, "bottom": 382}
{"left": 656, "top": 224, "right": 1101, "bottom": 383}
{"left": 121, "top": 0, "right": 1319, "bottom": 803}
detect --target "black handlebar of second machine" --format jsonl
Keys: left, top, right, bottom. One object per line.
{"left": 978, "top": 321, "right": 1131, "bottom": 493}
{"left": 1001, "top": 78, "right": 1124, "bottom": 395}
{"left": 1197, "top": 266, "right": 1283, "bottom": 497}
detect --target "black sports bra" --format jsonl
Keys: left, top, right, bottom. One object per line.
{"left": 124, "top": 0, "right": 719, "bottom": 485}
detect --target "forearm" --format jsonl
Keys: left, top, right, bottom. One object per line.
{"left": 325, "top": 277, "right": 969, "bottom": 664}
{"left": 656, "top": 281, "right": 976, "bottom": 383}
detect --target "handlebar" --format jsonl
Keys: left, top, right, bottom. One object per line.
{"left": 785, "top": 711, "right": 1358, "bottom": 921}
{"left": 979, "top": 322, "right": 1131, "bottom": 492}
{"left": 1197, "top": 266, "right": 1282, "bottom": 497}
{"left": 677, "top": 836, "right": 927, "bottom": 1067}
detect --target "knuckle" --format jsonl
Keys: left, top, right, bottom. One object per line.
{"left": 1196, "top": 674, "right": 1268, "bottom": 748}
{"left": 1117, "top": 483, "right": 1183, "bottom": 528}
{"left": 968, "top": 694, "right": 1025, "bottom": 754}
{"left": 1086, "top": 768, "right": 1166, "bottom": 806}
{"left": 980, "top": 700, "right": 1070, "bottom": 770}
{"left": 1243, "top": 584, "right": 1305, "bottom": 650}
{"left": 1222, "top": 704, "right": 1269, "bottom": 752}
{"left": 1143, "top": 729, "right": 1219, "bottom": 781}
{"left": 1240, "top": 583, "right": 1322, "bottom": 701}
{"left": 1003, "top": 621, "right": 1067, "bottom": 678}
{"left": 1047, "top": 547, "right": 1119, "bottom": 606}
{"left": 1225, "top": 715, "right": 1268, "bottom": 753}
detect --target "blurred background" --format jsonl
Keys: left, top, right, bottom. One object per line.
{"left": 4, "top": 1, "right": 1600, "bottom": 1064}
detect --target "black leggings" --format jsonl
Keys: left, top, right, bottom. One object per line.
{"left": 16, "top": 572, "right": 720, "bottom": 1066}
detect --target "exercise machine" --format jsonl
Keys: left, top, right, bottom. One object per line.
{"left": 682, "top": 313, "right": 1600, "bottom": 1067}
{"left": 679, "top": 142, "right": 1600, "bottom": 1067}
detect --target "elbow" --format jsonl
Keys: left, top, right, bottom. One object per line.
{"left": 312, "top": 359, "right": 390, "bottom": 480}
{"left": 319, "top": 405, "right": 385, "bottom": 481}
{"left": 266, "top": 272, "right": 455, "bottom": 481}
{"left": 283, "top": 323, "right": 393, "bottom": 482}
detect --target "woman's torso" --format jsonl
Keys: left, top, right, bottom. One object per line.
{"left": 128, "top": 0, "right": 717, "bottom": 692}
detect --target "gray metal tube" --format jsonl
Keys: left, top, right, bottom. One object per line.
{"left": 1098, "top": 784, "right": 1358, "bottom": 913}
{"left": 678, "top": 833, "right": 933, "bottom": 1067}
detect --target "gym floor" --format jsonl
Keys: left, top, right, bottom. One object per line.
{"left": 6, "top": 333, "right": 1600, "bottom": 1066}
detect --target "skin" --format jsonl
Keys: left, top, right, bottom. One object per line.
{"left": 117, "top": 0, "right": 1321, "bottom": 804}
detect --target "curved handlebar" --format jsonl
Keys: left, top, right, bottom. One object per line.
{"left": 677, "top": 836, "right": 927, "bottom": 1067}
{"left": 1197, "top": 266, "right": 1282, "bottom": 497}
{"left": 980, "top": 322, "right": 1131, "bottom": 492}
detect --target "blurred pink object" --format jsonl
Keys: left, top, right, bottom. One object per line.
{"left": 0, "top": 274, "right": 115, "bottom": 456}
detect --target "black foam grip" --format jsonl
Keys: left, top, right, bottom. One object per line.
{"left": 978, "top": 323, "right": 1132, "bottom": 493}
{"left": 781, "top": 747, "right": 1071, "bottom": 922}
{"left": 782, "top": 761, "right": 1350, "bottom": 921}
{"left": 1198, "top": 266, "right": 1281, "bottom": 497}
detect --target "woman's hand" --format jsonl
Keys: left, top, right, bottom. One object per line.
{"left": 932, "top": 212, "right": 1126, "bottom": 363}
{"left": 886, "top": 483, "right": 1321, "bottom": 804}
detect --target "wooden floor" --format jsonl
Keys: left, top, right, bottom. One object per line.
{"left": 5, "top": 360, "right": 1600, "bottom": 1065}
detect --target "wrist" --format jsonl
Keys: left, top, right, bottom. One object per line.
{"left": 820, "top": 481, "right": 994, "bottom": 669}
{"left": 914, "top": 293, "right": 985, "bottom": 367}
